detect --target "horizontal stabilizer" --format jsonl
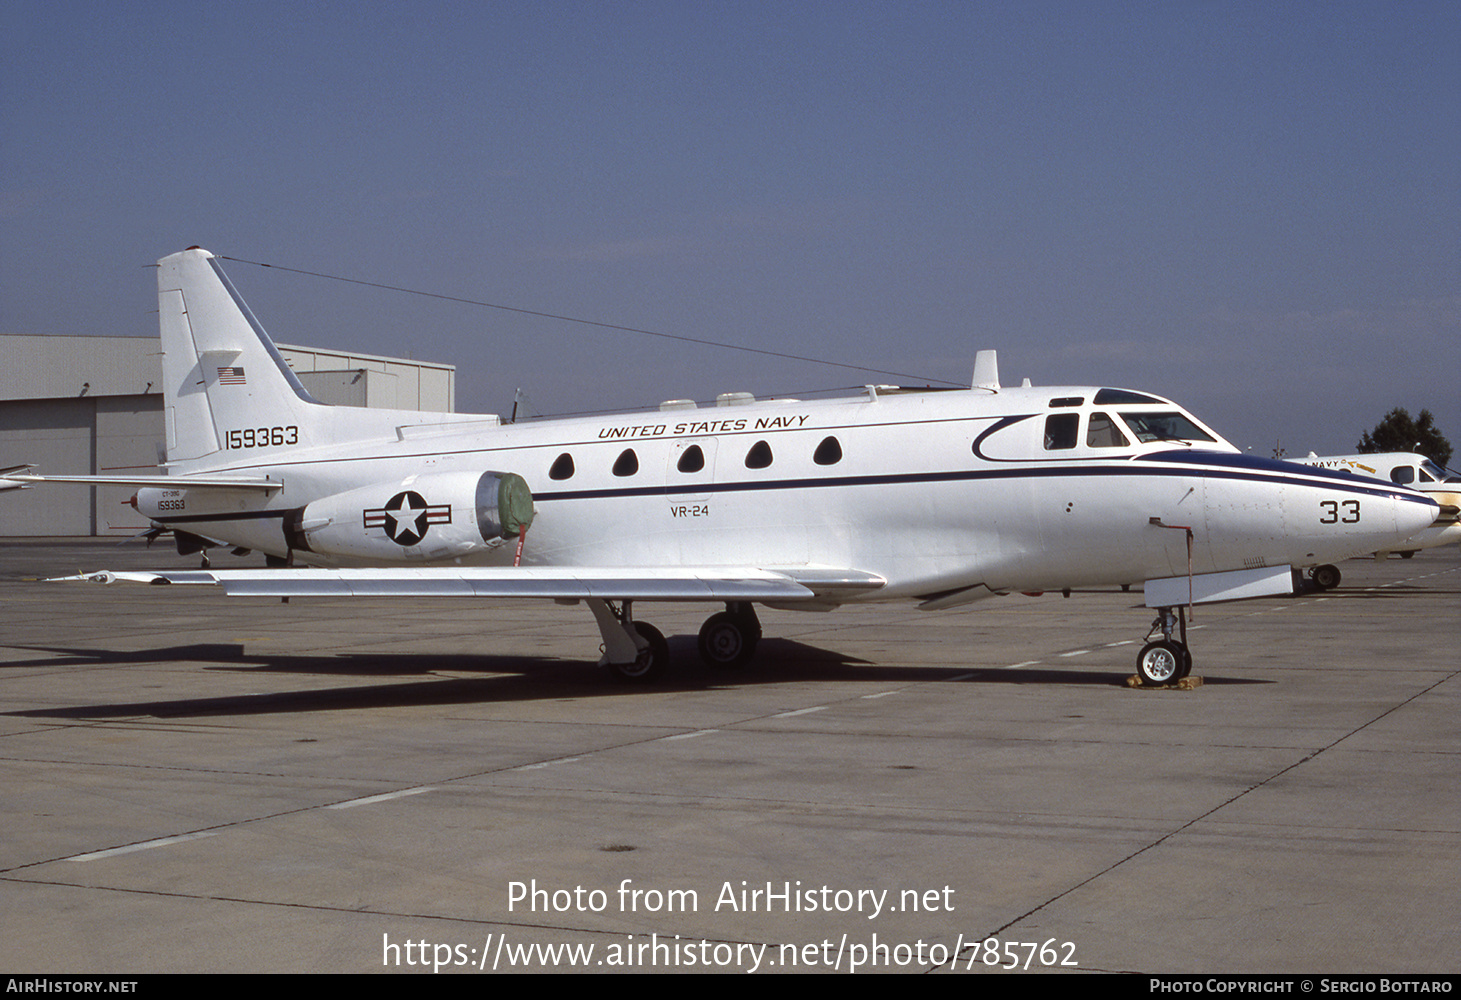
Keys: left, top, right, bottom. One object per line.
{"left": 8, "top": 473, "right": 280, "bottom": 490}
{"left": 1, "top": 464, "right": 35, "bottom": 491}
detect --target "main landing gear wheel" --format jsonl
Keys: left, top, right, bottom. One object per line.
{"left": 1311, "top": 564, "right": 1342, "bottom": 591}
{"left": 697, "top": 611, "right": 760, "bottom": 668}
{"left": 1137, "top": 640, "right": 1187, "bottom": 686}
{"left": 608, "top": 621, "right": 669, "bottom": 684}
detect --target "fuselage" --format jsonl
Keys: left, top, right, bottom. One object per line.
{"left": 138, "top": 383, "right": 1440, "bottom": 604}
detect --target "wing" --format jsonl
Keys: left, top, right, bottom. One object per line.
{"left": 52, "top": 565, "right": 886, "bottom": 602}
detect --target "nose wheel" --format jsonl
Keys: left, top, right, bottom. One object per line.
{"left": 1137, "top": 606, "right": 1193, "bottom": 686}
{"left": 1137, "top": 639, "right": 1191, "bottom": 685}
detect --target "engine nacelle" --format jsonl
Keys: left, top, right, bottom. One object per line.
{"left": 288, "top": 471, "right": 535, "bottom": 563}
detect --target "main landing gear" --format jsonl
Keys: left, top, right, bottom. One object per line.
{"left": 588, "top": 601, "right": 764, "bottom": 683}
{"left": 1137, "top": 605, "right": 1193, "bottom": 686}
{"left": 697, "top": 603, "right": 762, "bottom": 669}
{"left": 588, "top": 599, "right": 669, "bottom": 683}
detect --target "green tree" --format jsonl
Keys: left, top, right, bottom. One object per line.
{"left": 1356, "top": 408, "right": 1452, "bottom": 468}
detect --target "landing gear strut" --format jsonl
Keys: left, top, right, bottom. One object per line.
{"left": 588, "top": 599, "right": 668, "bottom": 683}
{"left": 585, "top": 600, "right": 768, "bottom": 681}
{"left": 697, "top": 603, "right": 762, "bottom": 668}
{"left": 1137, "top": 605, "right": 1193, "bottom": 686}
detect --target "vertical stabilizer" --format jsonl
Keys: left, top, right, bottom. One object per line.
{"left": 158, "top": 248, "right": 324, "bottom": 466}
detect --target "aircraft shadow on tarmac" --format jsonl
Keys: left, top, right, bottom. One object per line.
{"left": 3, "top": 633, "right": 1269, "bottom": 720}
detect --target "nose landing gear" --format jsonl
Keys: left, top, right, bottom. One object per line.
{"left": 1137, "top": 606, "right": 1193, "bottom": 686}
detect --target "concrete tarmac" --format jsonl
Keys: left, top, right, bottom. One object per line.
{"left": 0, "top": 539, "right": 1456, "bottom": 974}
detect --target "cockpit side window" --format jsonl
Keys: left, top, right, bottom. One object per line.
{"left": 1119, "top": 412, "right": 1216, "bottom": 444}
{"left": 1086, "top": 411, "right": 1130, "bottom": 448}
{"left": 1044, "top": 414, "right": 1079, "bottom": 450}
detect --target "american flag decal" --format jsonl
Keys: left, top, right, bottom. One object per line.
{"left": 217, "top": 366, "right": 246, "bottom": 385}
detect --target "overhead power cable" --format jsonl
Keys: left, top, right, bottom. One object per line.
{"left": 218, "top": 255, "right": 963, "bottom": 387}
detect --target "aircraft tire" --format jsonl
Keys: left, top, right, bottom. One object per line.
{"left": 698, "top": 611, "right": 758, "bottom": 668}
{"left": 1311, "top": 564, "right": 1342, "bottom": 591}
{"left": 1137, "top": 640, "right": 1185, "bottom": 686}
{"left": 608, "top": 621, "right": 669, "bottom": 683}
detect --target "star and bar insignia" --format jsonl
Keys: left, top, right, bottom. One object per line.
{"left": 363, "top": 491, "right": 452, "bottom": 546}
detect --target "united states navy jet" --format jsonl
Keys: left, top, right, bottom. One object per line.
{"left": 4, "top": 249, "right": 1440, "bottom": 685}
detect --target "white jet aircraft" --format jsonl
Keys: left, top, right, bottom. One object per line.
{"left": 3, "top": 248, "right": 1441, "bottom": 686}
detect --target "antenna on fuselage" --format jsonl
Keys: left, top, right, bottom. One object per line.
{"left": 971, "top": 350, "right": 1000, "bottom": 391}
{"left": 509, "top": 387, "right": 536, "bottom": 423}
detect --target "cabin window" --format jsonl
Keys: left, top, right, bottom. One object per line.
{"left": 1044, "top": 414, "right": 1079, "bottom": 450}
{"left": 549, "top": 453, "right": 575, "bottom": 480}
{"left": 613, "top": 449, "right": 639, "bottom": 477}
{"left": 813, "top": 436, "right": 842, "bottom": 465}
{"left": 1390, "top": 466, "right": 1414, "bottom": 485}
{"left": 677, "top": 444, "right": 705, "bottom": 473}
{"left": 1086, "top": 412, "right": 1130, "bottom": 448}
{"left": 745, "top": 440, "right": 773, "bottom": 469}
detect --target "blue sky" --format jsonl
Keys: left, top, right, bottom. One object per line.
{"left": 3, "top": 1, "right": 1456, "bottom": 458}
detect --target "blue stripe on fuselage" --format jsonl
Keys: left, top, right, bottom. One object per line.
{"left": 149, "top": 449, "right": 1438, "bottom": 527}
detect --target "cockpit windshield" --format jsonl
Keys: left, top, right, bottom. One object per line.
{"left": 1119, "top": 412, "right": 1217, "bottom": 445}
{"left": 1421, "top": 460, "right": 1460, "bottom": 484}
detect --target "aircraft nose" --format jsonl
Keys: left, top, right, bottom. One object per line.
{"left": 1393, "top": 488, "right": 1442, "bottom": 538}
{"left": 1319, "top": 480, "right": 1439, "bottom": 554}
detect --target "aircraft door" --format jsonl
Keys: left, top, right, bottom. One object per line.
{"left": 666, "top": 438, "right": 717, "bottom": 507}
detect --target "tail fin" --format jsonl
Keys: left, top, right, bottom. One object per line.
{"left": 157, "top": 248, "right": 485, "bottom": 471}
{"left": 158, "top": 248, "right": 326, "bottom": 465}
